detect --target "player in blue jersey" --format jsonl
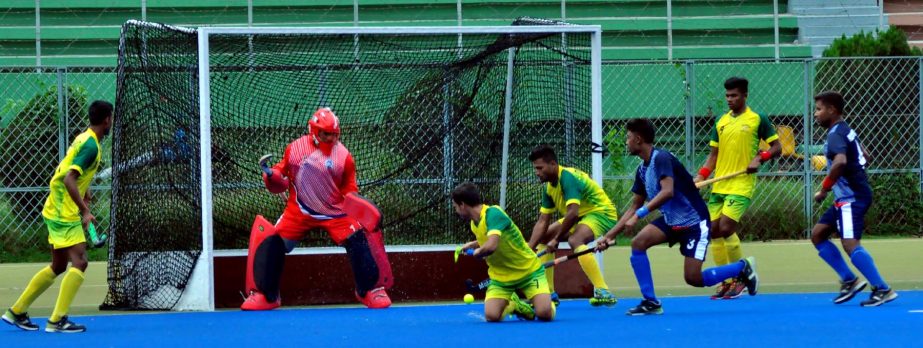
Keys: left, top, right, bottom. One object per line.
{"left": 596, "top": 118, "right": 758, "bottom": 315}
{"left": 811, "top": 91, "right": 897, "bottom": 307}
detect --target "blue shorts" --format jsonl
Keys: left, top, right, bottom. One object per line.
{"left": 651, "top": 217, "right": 711, "bottom": 261}
{"left": 818, "top": 200, "right": 870, "bottom": 239}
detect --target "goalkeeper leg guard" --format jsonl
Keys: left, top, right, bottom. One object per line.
{"left": 364, "top": 227, "right": 393, "bottom": 289}
{"left": 242, "top": 215, "right": 285, "bottom": 311}
{"left": 344, "top": 230, "right": 391, "bottom": 309}
{"left": 344, "top": 192, "right": 393, "bottom": 289}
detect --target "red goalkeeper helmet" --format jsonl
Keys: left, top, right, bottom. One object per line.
{"left": 309, "top": 107, "right": 340, "bottom": 153}
{"left": 309, "top": 107, "right": 340, "bottom": 136}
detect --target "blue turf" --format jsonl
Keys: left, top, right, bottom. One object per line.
{"left": 4, "top": 291, "right": 922, "bottom": 346}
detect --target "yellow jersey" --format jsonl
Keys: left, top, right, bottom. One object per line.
{"left": 540, "top": 166, "right": 617, "bottom": 217}
{"left": 709, "top": 107, "right": 778, "bottom": 198}
{"left": 470, "top": 205, "right": 541, "bottom": 283}
{"left": 43, "top": 129, "right": 101, "bottom": 222}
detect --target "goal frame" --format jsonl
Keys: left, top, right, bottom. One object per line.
{"left": 170, "top": 23, "right": 604, "bottom": 311}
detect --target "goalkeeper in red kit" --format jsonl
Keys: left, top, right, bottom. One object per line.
{"left": 241, "top": 107, "right": 393, "bottom": 310}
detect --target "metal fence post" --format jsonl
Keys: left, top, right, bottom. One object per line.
{"left": 803, "top": 59, "right": 814, "bottom": 238}
{"left": 667, "top": 0, "right": 673, "bottom": 61}
{"left": 35, "top": 0, "right": 41, "bottom": 69}
{"left": 684, "top": 60, "right": 695, "bottom": 167}
{"left": 56, "top": 67, "right": 66, "bottom": 161}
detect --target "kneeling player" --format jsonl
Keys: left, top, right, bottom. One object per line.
{"left": 452, "top": 183, "right": 554, "bottom": 322}
{"left": 241, "top": 107, "right": 393, "bottom": 310}
{"left": 597, "top": 118, "right": 758, "bottom": 315}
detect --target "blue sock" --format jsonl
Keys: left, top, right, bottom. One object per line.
{"left": 702, "top": 260, "right": 745, "bottom": 287}
{"left": 630, "top": 249, "right": 657, "bottom": 301}
{"left": 850, "top": 246, "right": 888, "bottom": 290}
{"left": 815, "top": 240, "right": 856, "bottom": 282}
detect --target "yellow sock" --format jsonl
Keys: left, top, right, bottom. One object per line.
{"left": 11, "top": 266, "right": 57, "bottom": 315}
{"left": 711, "top": 237, "right": 729, "bottom": 266}
{"left": 50, "top": 268, "right": 84, "bottom": 322}
{"left": 575, "top": 244, "right": 608, "bottom": 290}
{"left": 726, "top": 233, "right": 743, "bottom": 263}
{"left": 537, "top": 245, "right": 555, "bottom": 292}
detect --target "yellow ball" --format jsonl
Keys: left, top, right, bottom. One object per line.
{"left": 463, "top": 294, "right": 474, "bottom": 304}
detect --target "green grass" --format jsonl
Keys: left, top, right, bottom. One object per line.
{"left": 1, "top": 238, "right": 920, "bottom": 317}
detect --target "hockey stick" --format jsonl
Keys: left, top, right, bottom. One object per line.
{"left": 695, "top": 170, "right": 747, "bottom": 189}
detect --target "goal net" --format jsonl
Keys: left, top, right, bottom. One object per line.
{"left": 103, "top": 19, "right": 601, "bottom": 310}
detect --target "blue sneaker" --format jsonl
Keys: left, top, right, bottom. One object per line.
{"left": 589, "top": 288, "right": 617, "bottom": 307}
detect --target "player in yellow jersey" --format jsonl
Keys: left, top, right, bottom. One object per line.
{"left": 693, "top": 77, "right": 780, "bottom": 299}
{"left": 452, "top": 183, "right": 554, "bottom": 322}
{"left": 527, "top": 145, "right": 618, "bottom": 306}
{"left": 2, "top": 101, "right": 112, "bottom": 333}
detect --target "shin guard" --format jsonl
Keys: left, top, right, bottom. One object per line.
{"left": 344, "top": 231, "right": 380, "bottom": 297}
{"left": 245, "top": 215, "right": 286, "bottom": 302}
{"left": 344, "top": 193, "right": 393, "bottom": 289}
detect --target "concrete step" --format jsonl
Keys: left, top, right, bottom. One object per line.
{"left": 789, "top": 6, "right": 881, "bottom": 16}
{"left": 790, "top": 0, "right": 879, "bottom": 8}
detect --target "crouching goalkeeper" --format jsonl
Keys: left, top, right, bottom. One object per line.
{"left": 241, "top": 107, "right": 393, "bottom": 310}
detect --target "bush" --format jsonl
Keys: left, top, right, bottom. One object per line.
{"left": 866, "top": 173, "right": 923, "bottom": 236}
{"left": 823, "top": 27, "right": 923, "bottom": 58}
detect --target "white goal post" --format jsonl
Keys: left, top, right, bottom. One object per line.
{"left": 147, "top": 22, "right": 604, "bottom": 311}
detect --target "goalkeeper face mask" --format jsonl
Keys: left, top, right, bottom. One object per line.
{"left": 308, "top": 107, "right": 341, "bottom": 153}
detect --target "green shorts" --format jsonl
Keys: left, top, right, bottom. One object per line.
{"left": 45, "top": 217, "right": 86, "bottom": 250}
{"left": 707, "top": 193, "right": 752, "bottom": 222}
{"left": 485, "top": 268, "right": 550, "bottom": 301}
{"left": 557, "top": 210, "right": 618, "bottom": 238}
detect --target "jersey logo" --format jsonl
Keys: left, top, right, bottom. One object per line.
{"left": 325, "top": 159, "right": 333, "bottom": 169}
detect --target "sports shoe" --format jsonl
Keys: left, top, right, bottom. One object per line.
{"left": 589, "top": 288, "right": 618, "bottom": 307}
{"left": 711, "top": 281, "right": 732, "bottom": 300}
{"left": 356, "top": 287, "right": 391, "bottom": 309}
{"left": 736, "top": 256, "right": 759, "bottom": 296}
{"left": 549, "top": 292, "right": 560, "bottom": 306}
{"left": 2, "top": 308, "right": 38, "bottom": 331}
{"left": 860, "top": 287, "right": 898, "bottom": 307}
{"left": 508, "top": 293, "right": 535, "bottom": 321}
{"left": 722, "top": 279, "right": 747, "bottom": 299}
{"left": 626, "top": 299, "right": 663, "bottom": 316}
{"left": 45, "top": 316, "right": 85, "bottom": 333}
{"left": 833, "top": 278, "right": 867, "bottom": 304}
{"left": 240, "top": 290, "right": 281, "bottom": 311}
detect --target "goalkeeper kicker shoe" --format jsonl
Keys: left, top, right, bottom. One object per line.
{"left": 834, "top": 278, "right": 868, "bottom": 304}
{"left": 357, "top": 287, "right": 392, "bottom": 309}
{"left": 45, "top": 316, "right": 85, "bottom": 333}
{"left": 3, "top": 308, "right": 38, "bottom": 331}
{"left": 241, "top": 290, "right": 280, "bottom": 311}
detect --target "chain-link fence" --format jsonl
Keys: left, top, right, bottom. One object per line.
{"left": 602, "top": 57, "right": 922, "bottom": 240}
{"left": 0, "top": 67, "right": 116, "bottom": 257}
{"left": 1, "top": 58, "right": 921, "bottom": 254}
